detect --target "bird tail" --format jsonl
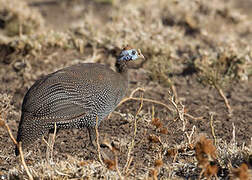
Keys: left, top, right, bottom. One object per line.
{"left": 15, "top": 113, "right": 44, "bottom": 156}
{"left": 15, "top": 144, "right": 20, "bottom": 156}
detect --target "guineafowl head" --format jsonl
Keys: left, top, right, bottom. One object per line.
{"left": 116, "top": 46, "right": 144, "bottom": 73}
{"left": 117, "top": 46, "right": 144, "bottom": 61}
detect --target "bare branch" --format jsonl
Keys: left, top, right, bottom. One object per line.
{"left": 95, "top": 116, "right": 104, "bottom": 166}
{"left": 18, "top": 142, "right": 33, "bottom": 180}
{"left": 123, "top": 93, "right": 143, "bottom": 174}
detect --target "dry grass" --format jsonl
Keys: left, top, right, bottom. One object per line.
{"left": 0, "top": 0, "right": 44, "bottom": 39}
{"left": 0, "top": 0, "right": 251, "bottom": 179}
{"left": 0, "top": 89, "right": 252, "bottom": 179}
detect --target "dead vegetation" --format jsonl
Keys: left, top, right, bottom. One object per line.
{"left": 0, "top": 0, "right": 44, "bottom": 40}
{"left": 0, "top": 0, "right": 251, "bottom": 179}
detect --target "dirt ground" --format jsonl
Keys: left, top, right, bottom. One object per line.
{"left": 0, "top": 0, "right": 251, "bottom": 179}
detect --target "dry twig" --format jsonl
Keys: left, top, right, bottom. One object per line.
{"left": 0, "top": 112, "right": 17, "bottom": 145}
{"left": 42, "top": 137, "right": 51, "bottom": 150}
{"left": 129, "top": 87, "right": 145, "bottom": 97}
{"left": 215, "top": 84, "right": 232, "bottom": 115}
{"left": 185, "top": 125, "right": 196, "bottom": 145}
{"left": 46, "top": 122, "right": 57, "bottom": 162}
{"left": 231, "top": 122, "right": 236, "bottom": 144}
{"left": 95, "top": 116, "right": 104, "bottom": 165}
{"left": 209, "top": 113, "right": 217, "bottom": 145}
{"left": 4, "top": 122, "right": 18, "bottom": 145}
{"left": 118, "top": 88, "right": 201, "bottom": 123}
{"left": 1, "top": 107, "right": 32, "bottom": 179}
{"left": 115, "top": 153, "right": 123, "bottom": 180}
{"left": 18, "top": 142, "right": 33, "bottom": 180}
{"left": 172, "top": 149, "right": 178, "bottom": 163}
{"left": 123, "top": 93, "right": 144, "bottom": 174}
{"left": 118, "top": 97, "right": 173, "bottom": 113}
{"left": 102, "top": 140, "right": 124, "bottom": 179}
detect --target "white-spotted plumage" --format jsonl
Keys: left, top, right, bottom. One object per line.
{"left": 15, "top": 47, "right": 144, "bottom": 156}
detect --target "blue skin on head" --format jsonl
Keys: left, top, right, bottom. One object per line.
{"left": 118, "top": 49, "right": 139, "bottom": 61}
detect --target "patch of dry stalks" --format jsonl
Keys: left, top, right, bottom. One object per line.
{"left": 0, "top": 0, "right": 251, "bottom": 179}
{"left": 0, "top": 0, "right": 44, "bottom": 40}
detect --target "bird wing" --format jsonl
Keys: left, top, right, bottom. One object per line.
{"left": 22, "top": 70, "right": 98, "bottom": 123}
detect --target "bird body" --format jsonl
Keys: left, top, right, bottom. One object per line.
{"left": 15, "top": 47, "right": 144, "bottom": 155}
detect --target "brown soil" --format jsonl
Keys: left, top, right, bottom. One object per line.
{"left": 0, "top": 0, "right": 251, "bottom": 179}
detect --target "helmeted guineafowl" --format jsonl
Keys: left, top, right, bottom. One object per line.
{"left": 15, "top": 46, "right": 144, "bottom": 156}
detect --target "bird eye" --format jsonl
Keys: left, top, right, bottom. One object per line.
{"left": 125, "top": 56, "right": 131, "bottom": 61}
{"left": 132, "top": 50, "right": 136, "bottom": 55}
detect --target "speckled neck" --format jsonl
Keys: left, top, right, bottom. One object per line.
{"left": 115, "top": 60, "right": 128, "bottom": 74}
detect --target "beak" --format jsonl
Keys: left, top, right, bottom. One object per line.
{"left": 137, "top": 49, "right": 145, "bottom": 59}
